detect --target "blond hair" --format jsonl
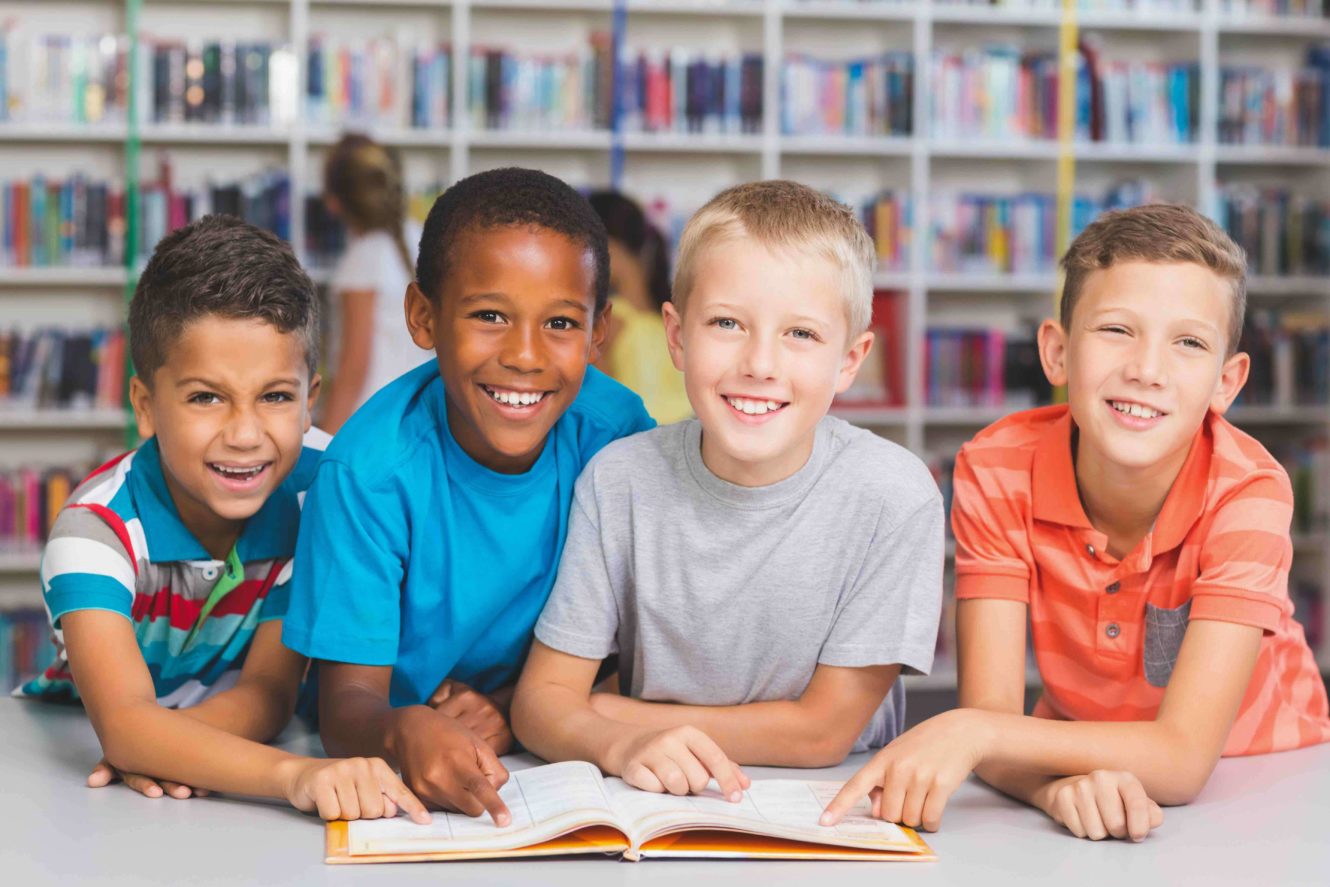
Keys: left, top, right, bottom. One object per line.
{"left": 1060, "top": 203, "right": 1247, "bottom": 355}
{"left": 673, "top": 181, "right": 876, "bottom": 336}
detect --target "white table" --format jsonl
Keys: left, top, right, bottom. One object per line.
{"left": 4, "top": 698, "right": 1327, "bottom": 885}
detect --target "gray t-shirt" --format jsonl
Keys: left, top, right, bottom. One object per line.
{"left": 535, "top": 416, "right": 944, "bottom": 751}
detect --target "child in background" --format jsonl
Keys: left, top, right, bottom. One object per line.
{"left": 588, "top": 190, "right": 692, "bottom": 425}
{"left": 513, "top": 181, "right": 944, "bottom": 797}
{"left": 19, "top": 215, "right": 426, "bottom": 824}
{"left": 283, "top": 168, "right": 654, "bottom": 826}
{"left": 824, "top": 204, "right": 1330, "bottom": 841}
{"left": 319, "top": 133, "right": 427, "bottom": 432}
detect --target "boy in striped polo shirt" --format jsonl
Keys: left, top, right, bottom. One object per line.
{"left": 824, "top": 204, "right": 1330, "bottom": 841}
{"left": 19, "top": 216, "right": 427, "bottom": 825}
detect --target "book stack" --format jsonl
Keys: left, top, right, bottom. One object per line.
{"left": 1219, "top": 47, "right": 1330, "bottom": 148}
{"left": 619, "top": 46, "right": 765, "bottom": 135}
{"left": 306, "top": 36, "right": 451, "bottom": 130}
{"left": 0, "top": 610, "right": 58, "bottom": 692}
{"left": 935, "top": 0, "right": 1197, "bottom": 10}
{"left": 932, "top": 45, "right": 1198, "bottom": 144}
{"left": 860, "top": 191, "right": 911, "bottom": 271}
{"left": 1218, "top": 186, "right": 1330, "bottom": 277}
{"left": 470, "top": 34, "right": 613, "bottom": 132}
{"left": 836, "top": 290, "right": 907, "bottom": 408}
{"left": 1219, "top": 0, "right": 1327, "bottom": 17}
{"left": 137, "top": 157, "right": 291, "bottom": 258}
{"left": 928, "top": 180, "right": 1155, "bottom": 274}
{"left": 141, "top": 38, "right": 296, "bottom": 126}
{"left": 1274, "top": 437, "right": 1330, "bottom": 535}
{"left": 0, "top": 30, "right": 130, "bottom": 125}
{"left": 0, "top": 465, "right": 82, "bottom": 556}
{"left": 781, "top": 52, "right": 912, "bottom": 137}
{"left": 0, "top": 175, "right": 126, "bottom": 269}
{"left": 1238, "top": 310, "right": 1330, "bottom": 407}
{"left": 0, "top": 327, "right": 127, "bottom": 413}
{"left": 924, "top": 325, "right": 1049, "bottom": 408}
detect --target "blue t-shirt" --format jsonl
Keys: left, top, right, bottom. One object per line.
{"left": 282, "top": 361, "right": 654, "bottom": 706}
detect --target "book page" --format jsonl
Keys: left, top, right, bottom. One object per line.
{"left": 604, "top": 777, "right": 919, "bottom": 852}
{"left": 347, "top": 761, "right": 624, "bottom": 856}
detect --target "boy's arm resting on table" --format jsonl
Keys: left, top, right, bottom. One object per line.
{"left": 62, "top": 610, "right": 427, "bottom": 822}
{"left": 512, "top": 641, "right": 749, "bottom": 799}
{"left": 588, "top": 663, "right": 900, "bottom": 768}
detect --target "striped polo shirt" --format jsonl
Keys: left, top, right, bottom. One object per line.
{"left": 17, "top": 433, "right": 324, "bottom": 708}
{"left": 952, "top": 404, "right": 1330, "bottom": 756}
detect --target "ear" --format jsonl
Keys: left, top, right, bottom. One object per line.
{"left": 588, "top": 301, "right": 612, "bottom": 365}
{"left": 303, "top": 373, "right": 323, "bottom": 434}
{"left": 128, "top": 375, "right": 156, "bottom": 441}
{"left": 662, "top": 301, "right": 685, "bottom": 373}
{"left": 1037, "top": 318, "right": 1069, "bottom": 387}
{"left": 404, "top": 282, "right": 437, "bottom": 351}
{"left": 834, "top": 330, "right": 875, "bottom": 395}
{"left": 1209, "top": 350, "right": 1251, "bottom": 416}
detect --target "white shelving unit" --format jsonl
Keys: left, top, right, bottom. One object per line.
{"left": 1, "top": 0, "right": 1327, "bottom": 678}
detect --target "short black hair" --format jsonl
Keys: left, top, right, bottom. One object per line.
{"left": 129, "top": 214, "right": 319, "bottom": 382}
{"left": 416, "top": 167, "right": 609, "bottom": 312}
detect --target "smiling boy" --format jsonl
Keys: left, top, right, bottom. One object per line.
{"left": 512, "top": 181, "right": 944, "bottom": 798}
{"left": 282, "top": 168, "right": 653, "bottom": 825}
{"left": 823, "top": 204, "right": 1330, "bottom": 842}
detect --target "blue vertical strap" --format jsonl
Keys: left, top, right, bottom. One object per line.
{"left": 609, "top": 0, "right": 627, "bottom": 189}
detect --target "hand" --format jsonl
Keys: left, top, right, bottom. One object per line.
{"left": 390, "top": 705, "right": 513, "bottom": 826}
{"left": 609, "top": 725, "right": 750, "bottom": 801}
{"left": 88, "top": 758, "right": 209, "bottom": 800}
{"left": 820, "top": 708, "right": 986, "bottom": 832}
{"left": 429, "top": 679, "right": 514, "bottom": 756}
{"left": 1037, "top": 770, "right": 1164, "bottom": 842}
{"left": 280, "top": 756, "right": 430, "bottom": 824}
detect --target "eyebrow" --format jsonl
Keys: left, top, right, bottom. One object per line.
{"left": 458, "top": 293, "right": 590, "bottom": 313}
{"left": 175, "top": 377, "right": 302, "bottom": 389}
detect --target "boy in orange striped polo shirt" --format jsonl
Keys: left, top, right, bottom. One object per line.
{"left": 823, "top": 204, "right": 1330, "bottom": 842}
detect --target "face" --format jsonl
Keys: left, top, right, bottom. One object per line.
{"left": 664, "top": 239, "right": 873, "bottom": 487}
{"left": 130, "top": 316, "right": 320, "bottom": 558}
{"left": 406, "top": 226, "right": 607, "bottom": 474}
{"left": 1039, "top": 260, "right": 1249, "bottom": 479}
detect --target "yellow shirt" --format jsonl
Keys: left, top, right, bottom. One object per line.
{"left": 606, "top": 297, "right": 692, "bottom": 426}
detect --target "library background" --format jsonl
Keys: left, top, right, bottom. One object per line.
{"left": 0, "top": 0, "right": 1327, "bottom": 712}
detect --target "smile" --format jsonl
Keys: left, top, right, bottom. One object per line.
{"left": 1108, "top": 400, "right": 1165, "bottom": 420}
{"left": 482, "top": 385, "right": 550, "bottom": 408}
{"left": 724, "top": 396, "right": 788, "bottom": 417}
{"left": 208, "top": 462, "right": 270, "bottom": 484}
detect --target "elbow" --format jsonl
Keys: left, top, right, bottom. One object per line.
{"left": 790, "top": 729, "right": 859, "bottom": 769}
{"left": 509, "top": 687, "right": 543, "bottom": 756}
{"left": 1151, "top": 766, "right": 1212, "bottom": 807}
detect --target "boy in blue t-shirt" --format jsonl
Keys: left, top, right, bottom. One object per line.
{"left": 283, "top": 168, "right": 654, "bottom": 826}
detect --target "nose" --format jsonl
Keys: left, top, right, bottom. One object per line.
{"left": 498, "top": 323, "right": 543, "bottom": 375}
{"left": 223, "top": 403, "right": 263, "bottom": 449}
{"left": 738, "top": 332, "right": 778, "bottom": 381}
{"left": 1125, "top": 338, "right": 1167, "bottom": 388}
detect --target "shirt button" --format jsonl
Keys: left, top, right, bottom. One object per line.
{"left": 1106, "top": 623, "right": 1121, "bottom": 639}
{"left": 1085, "top": 544, "right": 1096, "bottom": 557}
{"left": 202, "top": 566, "right": 219, "bottom": 581}
{"left": 1106, "top": 581, "right": 1121, "bottom": 594}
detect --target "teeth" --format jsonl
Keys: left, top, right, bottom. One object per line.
{"left": 726, "top": 397, "right": 784, "bottom": 416}
{"left": 487, "top": 387, "right": 545, "bottom": 406}
{"left": 1111, "top": 401, "right": 1161, "bottom": 420}
{"left": 213, "top": 464, "right": 263, "bottom": 478}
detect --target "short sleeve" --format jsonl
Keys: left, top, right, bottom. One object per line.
{"left": 951, "top": 446, "right": 1032, "bottom": 603}
{"left": 257, "top": 560, "right": 294, "bottom": 624}
{"left": 819, "top": 492, "right": 945, "bottom": 676}
{"left": 41, "top": 506, "right": 138, "bottom": 628}
{"left": 281, "top": 461, "right": 408, "bottom": 665}
{"left": 573, "top": 368, "right": 656, "bottom": 467}
{"left": 1189, "top": 473, "right": 1293, "bottom": 634}
{"left": 329, "top": 235, "right": 390, "bottom": 293}
{"left": 533, "top": 476, "right": 622, "bottom": 661}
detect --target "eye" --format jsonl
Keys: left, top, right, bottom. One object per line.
{"left": 790, "top": 328, "right": 820, "bottom": 342}
{"left": 1179, "top": 336, "right": 1208, "bottom": 351}
{"left": 262, "top": 391, "right": 296, "bottom": 404}
{"left": 710, "top": 317, "right": 739, "bottom": 331}
{"left": 1099, "top": 325, "right": 1130, "bottom": 336}
{"left": 471, "top": 310, "right": 504, "bottom": 324}
{"left": 546, "top": 317, "right": 581, "bottom": 331}
{"left": 188, "top": 392, "right": 221, "bottom": 405}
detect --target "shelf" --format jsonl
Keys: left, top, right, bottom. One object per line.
{"left": 139, "top": 124, "right": 292, "bottom": 146}
{"left": 781, "top": 134, "right": 915, "bottom": 157}
{"left": 0, "top": 123, "right": 128, "bottom": 143}
{"left": 307, "top": 126, "right": 453, "bottom": 148}
{"left": 0, "top": 553, "right": 42, "bottom": 575}
{"left": 0, "top": 409, "right": 129, "bottom": 431}
{"left": 783, "top": 0, "right": 917, "bottom": 22}
{"left": 873, "top": 271, "right": 911, "bottom": 289}
{"left": 831, "top": 406, "right": 910, "bottom": 426}
{"left": 930, "top": 139, "right": 1199, "bottom": 162}
{"left": 1246, "top": 276, "right": 1330, "bottom": 298}
{"left": 469, "top": 129, "right": 610, "bottom": 150}
{"left": 931, "top": 5, "right": 1203, "bottom": 32}
{"left": 1215, "top": 145, "right": 1330, "bottom": 167}
{"left": 924, "top": 406, "right": 1011, "bottom": 426}
{"left": 925, "top": 273, "right": 1056, "bottom": 293}
{"left": 472, "top": 0, "right": 766, "bottom": 14}
{"left": 1227, "top": 406, "right": 1330, "bottom": 426}
{"left": 621, "top": 132, "right": 764, "bottom": 153}
{"left": 1217, "top": 15, "right": 1330, "bottom": 37}
{"left": 0, "top": 267, "right": 128, "bottom": 288}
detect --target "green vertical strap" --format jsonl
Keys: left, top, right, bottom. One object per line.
{"left": 183, "top": 547, "right": 246, "bottom": 650}
{"left": 122, "top": 0, "right": 143, "bottom": 450}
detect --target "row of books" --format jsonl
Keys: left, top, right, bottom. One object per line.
{"left": 1239, "top": 310, "right": 1330, "bottom": 408}
{"left": 145, "top": 39, "right": 295, "bottom": 127}
{"left": 139, "top": 162, "right": 291, "bottom": 255}
{"left": 619, "top": 47, "right": 764, "bottom": 136}
{"left": 1218, "top": 0, "right": 1328, "bottom": 16}
{"left": 927, "top": 179, "right": 1155, "bottom": 275}
{"left": 0, "top": 464, "right": 81, "bottom": 553}
{"left": 0, "top": 32, "right": 129, "bottom": 125}
{"left": 932, "top": 46, "right": 1198, "bottom": 144}
{"left": 781, "top": 52, "right": 913, "bottom": 138}
{"left": 1218, "top": 48, "right": 1330, "bottom": 148}
{"left": 307, "top": 38, "right": 451, "bottom": 131}
{"left": 468, "top": 37, "right": 613, "bottom": 132}
{"left": 1, "top": 176, "right": 126, "bottom": 270}
{"left": 1276, "top": 437, "right": 1330, "bottom": 536}
{"left": 1218, "top": 186, "right": 1330, "bottom": 278}
{"left": 0, "top": 327, "right": 127, "bottom": 413}
{"left": 937, "top": 0, "right": 1198, "bottom": 10}
{"left": 837, "top": 291, "right": 908, "bottom": 408}
{"left": 923, "top": 325, "right": 1051, "bottom": 408}
{"left": 0, "top": 611, "right": 56, "bottom": 694}
{"left": 860, "top": 191, "right": 912, "bottom": 271}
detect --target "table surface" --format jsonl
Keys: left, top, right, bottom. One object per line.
{"left": 4, "top": 698, "right": 1328, "bottom": 886}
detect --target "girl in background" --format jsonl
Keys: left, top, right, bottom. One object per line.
{"left": 587, "top": 190, "right": 692, "bottom": 426}
{"left": 319, "top": 134, "right": 427, "bottom": 433}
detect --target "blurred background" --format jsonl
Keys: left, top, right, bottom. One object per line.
{"left": 1, "top": 0, "right": 1327, "bottom": 718}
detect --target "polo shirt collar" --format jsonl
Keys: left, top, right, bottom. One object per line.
{"left": 130, "top": 436, "right": 302, "bottom": 564}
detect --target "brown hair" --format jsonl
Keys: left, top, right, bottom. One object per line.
{"left": 1060, "top": 203, "right": 1247, "bottom": 355}
{"left": 673, "top": 180, "right": 876, "bottom": 335}
{"left": 323, "top": 133, "right": 413, "bottom": 276}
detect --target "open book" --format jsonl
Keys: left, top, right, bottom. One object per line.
{"left": 326, "top": 760, "right": 934, "bottom": 863}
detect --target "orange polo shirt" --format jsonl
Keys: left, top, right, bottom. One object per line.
{"left": 952, "top": 404, "right": 1330, "bottom": 756}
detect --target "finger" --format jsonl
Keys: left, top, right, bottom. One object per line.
{"left": 921, "top": 783, "right": 955, "bottom": 832}
{"left": 820, "top": 765, "right": 881, "bottom": 826}
{"left": 900, "top": 774, "right": 928, "bottom": 828}
{"left": 335, "top": 776, "right": 362, "bottom": 821}
{"left": 869, "top": 786, "right": 883, "bottom": 820}
{"left": 1148, "top": 800, "right": 1164, "bottom": 830}
{"left": 671, "top": 745, "right": 714, "bottom": 796}
{"left": 463, "top": 773, "right": 511, "bottom": 827}
{"left": 314, "top": 784, "right": 341, "bottom": 821}
{"left": 684, "top": 733, "right": 744, "bottom": 801}
{"left": 1118, "top": 780, "right": 1152, "bottom": 841}
{"left": 654, "top": 758, "right": 691, "bottom": 796}
{"left": 475, "top": 743, "right": 509, "bottom": 790}
{"left": 877, "top": 766, "right": 908, "bottom": 825}
{"left": 430, "top": 681, "right": 455, "bottom": 706}
{"left": 354, "top": 762, "right": 385, "bottom": 820}
{"left": 1077, "top": 782, "right": 1107, "bottom": 841}
{"left": 87, "top": 761, "right": 118, "bottom": 788}
{"left": 160, "top": 780, "right": 194, "bottom": 800}
{"left": 122, "top": 771, "right": 165, "bottom": 799}
{"left": 1056, "top": 791, "right": 1085, "bottom": 839}
{"left": 625, "top": 762, "right": 666, "bottom": 794}
{"left": 382, "top": 796, "right": 398, "bottom": 819}
{"left": 378, "top": 762, "right": 431, "bottom": 825}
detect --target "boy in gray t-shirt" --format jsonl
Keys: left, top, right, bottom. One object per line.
{"left": 512, "top": 182, "right": 944, "bottom": 802}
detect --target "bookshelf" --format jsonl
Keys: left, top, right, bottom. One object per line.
{"left": 1, "top": 0, "right": 1327, "bottom": 681}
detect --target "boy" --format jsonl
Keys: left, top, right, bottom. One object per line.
{"left": 20, "top": 215, "right": 426, "bottom": 823}
{"left": 823, "top": 204, "right": 1330, "bottom": 841}
{"left": 511, "top": 181, "right": 944, "bottom": 798}
{"left": 281, "top": 168, "right": 654, "bottom": 825}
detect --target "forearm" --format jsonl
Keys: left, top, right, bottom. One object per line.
{"left": 179, "top": 682, "right": 295, "bottom": 743}
{"left": 511, "top": 684, "right": 639, "bottom": 773}
{"left": 319, "top": 681, "right": 416, "bottom": 763}
{"left": 973, "top": 759, "right": 1061, "bottom": 811}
